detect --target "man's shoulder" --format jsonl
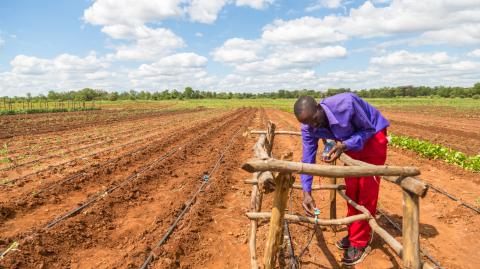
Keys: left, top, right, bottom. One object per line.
{"left": 322, "top": 92, "right": 357, "bottom": 112}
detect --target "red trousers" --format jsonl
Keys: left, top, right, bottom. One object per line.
{"left": 344, "top": 129, "right": 388, "bottom": 247}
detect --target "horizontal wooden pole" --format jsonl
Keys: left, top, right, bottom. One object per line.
{"left": 339, "top": 155, "right": 428, "bottom": 197}
{"left": 246, "top": 212, "right": 369, "bottom": 226}
{"left": 251, "top": 130, "right": 301, "bottom": 136}
{"left": 243, "top": 158, "right": 420, "bottom": 178}
{"left": 244, "top": 179, "right": 345, "bottom": 191}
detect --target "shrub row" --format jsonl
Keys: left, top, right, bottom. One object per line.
{"left": 390, "top": 134, "right": 480, "bottom": 172}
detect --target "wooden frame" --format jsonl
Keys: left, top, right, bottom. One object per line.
{"left": 244, "top": 124, "right": 432, "bottom": 269}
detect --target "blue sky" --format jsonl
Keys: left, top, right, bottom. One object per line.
{"left": 0, "top": 0, "right": 479, "bottom": 96}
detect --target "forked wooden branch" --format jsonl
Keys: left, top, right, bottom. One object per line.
{"left": 243, "top": 158, "right": 420, "bottom": 178}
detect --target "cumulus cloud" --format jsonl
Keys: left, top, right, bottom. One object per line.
{"left": 83, "top": 0, "right": 185, "bottom": 26}
{"left": 468, "top": 49, "right": 480, "bottom": 57}
{"left": 236, "top": 0, "right": 274, "bottom": 9}
{"left": 212, "top": 38, "right": 263, "bottom": 64}
{"left": 106, "top": 26, "right": 185, "bottom": 61}
{"left": 370, "top": 50, "right": 453, "bottom": 66}
{"left": 306, "top": 0, "right": 345, "bottom": 12}
{"left": 262, "top": 17, "right": 347, "bottom": 45}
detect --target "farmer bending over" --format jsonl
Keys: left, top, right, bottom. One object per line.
{"left": 293, "top": 93, "right": 389, "bottom": 265}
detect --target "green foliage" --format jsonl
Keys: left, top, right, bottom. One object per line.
{"left": 390, "top": 134, "right": 480, "bottom": 172}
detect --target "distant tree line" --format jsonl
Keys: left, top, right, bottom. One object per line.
{"left": 4, "top": 83, "right": 480, "bottom": 102}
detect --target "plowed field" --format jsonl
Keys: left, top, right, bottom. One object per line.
{"left": 1, "top": 106, "right": 478, "bottom": 269}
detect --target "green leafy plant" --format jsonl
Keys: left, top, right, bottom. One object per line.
{"left": 390, "top": 134, "right": 480, "bottom": 172}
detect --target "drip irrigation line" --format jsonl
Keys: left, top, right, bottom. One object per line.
{"left": 139, "top": 113, "right": 252, "bottom": 269}
{"left": 377, "top": 208, "right": 444, "bottom": 269}
{"left": 426, "top": 183, "right": 480, "bottom": 214}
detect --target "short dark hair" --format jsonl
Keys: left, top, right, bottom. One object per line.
{"left": 294, "top": 96, "right": 317, "bottom": 119}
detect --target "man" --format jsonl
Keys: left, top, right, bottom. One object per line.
{"left": 293, "top": 93, "right": 389, "bottom": 265}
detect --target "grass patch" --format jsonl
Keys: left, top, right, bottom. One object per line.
{"left": 390, "top": 134, "right": 480, "bottom": 172}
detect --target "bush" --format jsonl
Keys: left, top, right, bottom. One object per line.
{"left": 473, "top": 94, "right": 480, "bottom": 99}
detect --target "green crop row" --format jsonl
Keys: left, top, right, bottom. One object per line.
{"left": 0, "top": 107, "right": 101, "bottom": 115}
{"left": 390, "top": 134, "right": 480, "bottom": 172}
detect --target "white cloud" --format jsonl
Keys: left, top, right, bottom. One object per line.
{"left": 306, "top": 0, "right": 344, "bottom": 12}
{"left": 106, "top": 26, "right": 185, "bottom": 61}
{"left": 11, "top": 55, "right": 52, "bottom": 75}
{"left": 262, "top": 17, "right": 347, "bottom": 45}
{"left": 187, "top": 0, "right": 228, "bottom": 24}
{"left": 83, "top": 0, "right": 185, "bottom": 26}
{"left": 212, "top": 38, "right": 263, "bottom": 64}
{"left": 468, "top": 49, "right": 480, "bottom": 57}
{"left": 236, "top": 0, "right": 274, "bottom": 9}
{"left": 322, "top": 0, "right": 480, "bottom": 41}
{"left": 0, "top": 36, "right": 4, "bottom": 48}
{"left": 128, "top": 53, "right": 212, "bottom": 89}
{"left": 413, "top": 24, "right": 480, "bottom": 46}
{"left": 370, "top": 50, "right": 453, "bottom": 66}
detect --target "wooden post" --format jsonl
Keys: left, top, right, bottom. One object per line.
{"left": 402, "top": 190, "right": 421, "bottom": 269}
{"left": 327, "top": 176, "right": 337, "bottom": 224}
{"left": 249, "top": 172, "right": 263, "bottom": 269}
{"left": 266, "top": 121, "right": 276, "bottom": 156}
{"left": 263, "top": 171, "right": 294, "bottom": 269}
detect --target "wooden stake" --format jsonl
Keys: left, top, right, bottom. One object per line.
{"left": 266, "top": 121, "right": 276, "bottom": 156}
{"left": 403, "top": 190, "right": 421, "bottom": 269}
{"left": 263, "top": 171, "right": 294, "bottom": 269}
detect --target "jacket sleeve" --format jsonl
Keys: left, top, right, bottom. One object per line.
{"left": 343, "top": 97, "right": 376, "bottom": 151}
{"left": 301, "top": 125, "right": 319, "bottom": 192}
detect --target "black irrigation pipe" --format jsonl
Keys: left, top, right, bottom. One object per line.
{"left": 426, "top": 183, "right": 480, "bottom": 214}
{"left": 377, "top": 208, "right": 444, "bottom": 269}
{"left": 44, "top": 111, "right": 246, "bottom": 230}
{"left": 139, "top": 113, "right": 252, "bottom": 269}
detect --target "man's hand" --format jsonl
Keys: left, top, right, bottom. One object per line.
{"left": 302, "top": 191, "right": 317, "bottom": 217}
{"left": 325, "top": 143, "right": 347, "bottom": 163}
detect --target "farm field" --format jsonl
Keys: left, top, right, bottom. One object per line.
{"left": 0, "top": 100, "right": 479, "bottom": 269}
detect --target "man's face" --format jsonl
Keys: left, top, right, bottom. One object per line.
{"left": 298, "top": 106, "right": 325, "bottom": 129}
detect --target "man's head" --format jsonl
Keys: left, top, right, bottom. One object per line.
{"left": 293, "top": 96, "right": 328, "bottom": 128}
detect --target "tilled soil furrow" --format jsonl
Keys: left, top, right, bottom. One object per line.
{"left": 0, "top": 110, "right": 241, "bottom": 237}
{"left": 0, "top": 107, "right": 195, "bottom": 139}
{"left": 0, "top": 110, "right": 218, "bottom": 174}
{"left": 2, "top": 108, "right": 209, "bottom": 163}
{"left": 0, "top": 109, "right": 254, "bottom": 268}
{"left": 0, "top": 110, "right": 222, "bottom": 192}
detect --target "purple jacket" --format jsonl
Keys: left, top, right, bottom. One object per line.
{"left": 300, "top": 93, "right": 389, "bottom": 192}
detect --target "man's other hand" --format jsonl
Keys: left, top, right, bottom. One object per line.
{"left": 325, "top": 143, "right": 347, "bottom": 163}
{"left": 302, "top": 191, "right": 317, "bottom": 217}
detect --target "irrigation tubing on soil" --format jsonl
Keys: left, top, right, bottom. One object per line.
{"left": 426, "top": 183, "right": 480, "bottom": 214}
{"left": 139, "top": 115, "right": 251, "bottom": 269}
{"left": 377, "top": 208, "right": 444, "bottom": 269}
